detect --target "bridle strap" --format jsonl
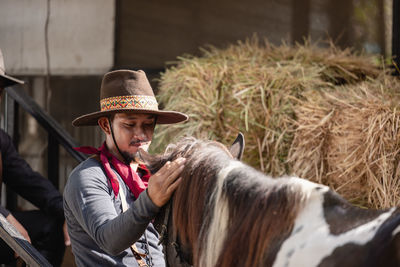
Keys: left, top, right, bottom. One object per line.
{"left": 108, "top": 117, "right": 130, "bottom": 165}
{"left": 157, "top": 199, "right": 193, "bottom": 266}
{"left": 158, "top": 201, "right": 171, "bottom": 246}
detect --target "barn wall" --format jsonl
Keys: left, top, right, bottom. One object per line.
{"left": 115, "top": 0, "right": 293, "bottom": 69}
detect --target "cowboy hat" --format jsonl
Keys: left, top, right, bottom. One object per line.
{"left": 0, "top": 48, "right": 24, "bottom": 88}
{"left": 72, "top": 69, "right": 188, "bottom": 126}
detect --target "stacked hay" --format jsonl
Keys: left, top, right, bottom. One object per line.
{"left": 153, "top": 38, "right": 400, "bottom": 209}
{"left": 289, "top": 81, "right": 400, "bottom": 208}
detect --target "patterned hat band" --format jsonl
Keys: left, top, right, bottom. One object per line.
{"left": 100, "top": 95, "right": 159, "bottom": 111}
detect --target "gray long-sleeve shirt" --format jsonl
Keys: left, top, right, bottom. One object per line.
{"left": 63, "top": 158, "right": 165, "bottom": 266}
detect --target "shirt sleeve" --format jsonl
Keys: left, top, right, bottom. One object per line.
{"left": 64, "top": 162, "right": 160, "bottom": 255}
{"left": 0, "top": 130, "right": 64, "bottom": 220}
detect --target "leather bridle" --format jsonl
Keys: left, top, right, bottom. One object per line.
{"left": 156, "top": 201, "right": 193, "bottom": 267}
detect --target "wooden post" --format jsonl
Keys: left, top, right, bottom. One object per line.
{"left": 326, "top": 0, "right": 354, "bottom": 48}
{"left": 378, "top": 0, "right": 387, "bottom": 57}
{"left": 393, "top": 0, "right": 400, "bottom": 72}
{"left": 291, "top": 0, "right": 311, "bottom": 44}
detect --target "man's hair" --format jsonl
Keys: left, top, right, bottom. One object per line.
{"left": 108, "top": 114, "right": 116, "bottom": 123}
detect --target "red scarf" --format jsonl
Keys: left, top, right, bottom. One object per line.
{"left": 74, "top": 142, "right": 151, "bottom": 199}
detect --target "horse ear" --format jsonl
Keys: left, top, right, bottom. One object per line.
{"left": 229, "top": 132, "right": 245, "bottom": 160}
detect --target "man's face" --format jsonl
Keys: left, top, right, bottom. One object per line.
{"left": 108, "top": 112, "right": 156, "bottom": 162}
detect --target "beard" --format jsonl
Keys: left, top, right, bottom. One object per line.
{"left": 120, "top": 150, "right": 138, "bottom": 163}
{"left": 120, "top": 142, "right": 150, "bottom": 164}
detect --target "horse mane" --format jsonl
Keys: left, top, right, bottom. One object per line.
{"left": 145, "top": 137, "right": 231, "bottom": 258}
{"left": 144, "top": 137, "right": 307, "bottom": 267}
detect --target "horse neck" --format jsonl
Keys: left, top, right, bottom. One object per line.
{"left": 171, "top": 149, "right": 234, "bottom": 263}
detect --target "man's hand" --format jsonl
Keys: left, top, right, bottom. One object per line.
{"left": 6, "top": 213, "right": 31, "bottom": 243}
{"left": 6, "top": 213, "right": 31, "bottom": 259}
{"left": 147, "top": 157, "right": 186, "bottom": 207}
{"left": 63, "top": 220, "right": 71, "bottom": 246}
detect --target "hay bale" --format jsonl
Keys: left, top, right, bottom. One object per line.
{"left": 152, "top": 37, "right": 400, "bottom": 208}
{"left": 289, "top": 81, "right": 400, "bottom": 208}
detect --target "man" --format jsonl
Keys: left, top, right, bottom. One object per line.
{"left": 64, "top": 69, "right": 188, "bottom": 266}
{"left": 0, "top": 48, "right": 68, "bottom": 266}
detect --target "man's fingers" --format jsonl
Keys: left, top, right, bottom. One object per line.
{"left": 148, "top": 157, "right": 186, "bottom": 207}
{"left": 168, "top": 158, "right": 186, "bottom": 174}
{"left": 166, "top": 177, "right": 182, "bottom": 194}
{"left": 63, "top": 221, "right": 71, "bottom": 246}
{"left": 157, "top": 158, "right": 185, "bottom": 178}
{"left": 157, "top": 160, "right": 174, "bottom": 176}
{"left": 164, "top": 161, "right": 172, "bottom": 170}
{"left": 165, "top": 163, "right": 185, "bottom": 184}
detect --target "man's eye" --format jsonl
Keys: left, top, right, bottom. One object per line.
{"left": 125, "top": 123, "right": 135, "bottom": 127}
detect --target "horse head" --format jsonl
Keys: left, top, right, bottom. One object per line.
{"left": 138, "top": 133, "right": 245, "bottom": 266}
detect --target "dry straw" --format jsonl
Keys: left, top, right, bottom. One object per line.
{"left": 153, "top": 37, "right": 400, "bottom": 209}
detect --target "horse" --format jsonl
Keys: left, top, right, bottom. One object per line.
{"left": 139, "top": 134, "right": 400, "bottom": 267}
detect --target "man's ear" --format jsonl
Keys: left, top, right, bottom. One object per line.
{"left": 229, "top": 132, "right": 245, "bottom": 160}
{"left": 98, "top": 117, "right": 111, "bottom": 135}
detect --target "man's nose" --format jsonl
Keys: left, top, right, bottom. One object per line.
{"left": 132, "top": 125, "right": 146, "bottom": 140}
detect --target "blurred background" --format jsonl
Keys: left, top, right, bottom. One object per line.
{"left": 0, "top": 0, "right": 396, "bottom": 265}
{"left": 0, "top": 0, "right": 394, "bottom": 186}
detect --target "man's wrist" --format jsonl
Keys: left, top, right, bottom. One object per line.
{"left": 145, "top": 188, "right": 161, "bottom": 210}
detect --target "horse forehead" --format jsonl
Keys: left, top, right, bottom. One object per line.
{"left": 170, "top": 140, "right": 230, "bottom": 158}
{"left": 187, "top": 140, "right": 232, "bottom": 158}
{"left": 210, "top": 142, "right": 232, "bottom": 157}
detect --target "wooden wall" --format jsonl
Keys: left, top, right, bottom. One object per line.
{"left": 115, "top": 0, "right": 292, "bottom": 69}
{"left": 115, "top": 0, "right": 389, "bottom": 69}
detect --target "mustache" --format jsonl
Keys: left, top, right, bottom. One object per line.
{"left": 129, "top": 140, "right": 150, "bottom": 146}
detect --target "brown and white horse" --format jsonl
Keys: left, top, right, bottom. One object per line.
{"left": 140, "top": 134, "right": 400, "bottom": 267}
